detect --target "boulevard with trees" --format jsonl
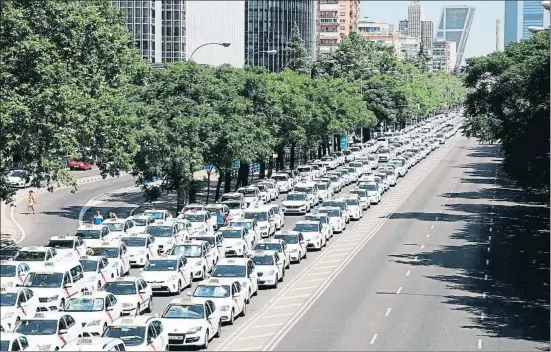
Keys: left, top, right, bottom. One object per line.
{"left": 0, "top": 0, "right": 466, "bottom": 205}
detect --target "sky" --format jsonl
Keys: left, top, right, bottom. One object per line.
{"left": 359, "top": 1, "right": 506, "bottom": 62}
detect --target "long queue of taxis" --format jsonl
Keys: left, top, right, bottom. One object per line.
{"left": 0, "top": 113, "right": 463, "bottom": 351}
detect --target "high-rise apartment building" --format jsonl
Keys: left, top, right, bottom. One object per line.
{"left": 504, "top": 0, "right": 520, "bottom": 47}
{"left": 399, "top": 19, "right": 409, "bottom": 34}
{"left": 436, "top": 5, "right": 475, "bottom": 70}
{"left": 359, "top": 21, "right": 401, "bottom": 56}
{"left": 245, "top": 0, "right": 316, "bottom": 72}
{"left": 113, "top": 0, "right": 244, "bottom": 66}
{"left": 399, "top": 35, "right": 421, "bottom": 59}
{"left": 407, "top": 1, "right": 425, "bottom": 38}
{"left": 317, "top": 0, "right": 360, "bottom": 56}
{"left": 421, "top": 20, "right": 433, "bottom": 54}
{"left": 432, "top": 39, "right": 456, "bottom": 73}
{"left": 522, "top": 0, "right": 544, "bottom": 39}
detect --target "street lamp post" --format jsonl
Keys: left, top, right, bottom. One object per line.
{"left": 244, "top": 49, "right": 278, "bottom": 67}
{"left": 283, "top": 56, "right": 312, "bottom": 70}
{"left": 188, "top": 42, "right": 231, "bottom": 62}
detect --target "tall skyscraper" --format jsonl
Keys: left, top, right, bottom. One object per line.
{"left": 399, "top": 19, "right": 409, "bottom": 34}
{"left": 504, "top": 0, "right": 520, "bottom": 47}
{"left": 421, "top": 20, "right": 434, "bottom": 54}
{"left": 317, "top": 0, "right": 360, "bottom": 56}
{"left": 245, "top": 0, "right": 316, "bottom": 72}
{"left": 522, "top": 0, "right": 544, "bottom": 39}
{"left": 436, "top": 5, "right": 475, "bottom": 70}
{"left": 407, "top": 1, "right": 425, "bottom": 38}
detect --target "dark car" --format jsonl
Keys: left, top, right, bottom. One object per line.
{"left": 0, "top": 244, "right": 21, "bottom": 261}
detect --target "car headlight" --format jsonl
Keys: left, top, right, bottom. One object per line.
{"left": 45, "top": 295, "right": 59, "bottom": 302}
{"left": 289, "top": 249, "right": 298, "bottom": 253}
{"left": 187, "top": 326, "right": 203, "bottom": 334}
{"left": 123, "top": 303, "right": 135, "bottom": 308}
{"left": 268, "top": 270, "right": 275, "bottom": 275}
{"left": 195, "top": 260, "right": 203, "bottom": 266}
{"left": 87, "top": 319, "right": 102, "bottom": 326}
{"left": 260, "top": 226, "right": 268, "bottom": 230}
{"left": 38, "top": 345, "right": 52, "bottom": 351}
{"left": 220, "top": 305, "right": 230, "bottom": 311}
{"left": 168, "top": 275, "right": 177, "bottom": 280}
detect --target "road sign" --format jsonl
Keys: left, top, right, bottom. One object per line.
{"left": 339, "top": 134, "right": 348, "bottom": 150}
{"left": 203, "top": 163, "right": 214, "bottom": 172}
{"left": 233, "top": 160, "right": 240, "bottom": 168}
{"left": 249, "top": 162, "right": 260, "bottom": 172}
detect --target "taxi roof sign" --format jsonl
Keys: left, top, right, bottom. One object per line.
{"left": 121, "top": 318, "right": 135, "bottom": 324}
{"left": 44, "top": 262, "right": 55, "bottom": 267}
{"left": 85, "top": 224, "right": 93, "bottom": 228}
{"left": 56, "top": 235, "right": 67, "bottom": 239}
{"left": 28, "top": 246, "right": 39, "bottom": 250}
{"left": 208, "top": 279, "right": 220, "bottom": 284}
{"left": 79, "top": 256, "right": 89, "bottom": 260}
{"left": 77, "top": 338, "right": 93, "bottom": 345}
{"left": 35, "top": 313, "right": 45, "bottom": 318}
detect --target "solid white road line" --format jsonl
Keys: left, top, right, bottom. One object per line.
{"left": 280, "top": 294, "right": 311, "bottom": 300}
{"left": 385, "top": 308, "right": 392, "bottom": 316}
{"left": 370, "top": 334, "right": 379, "bottom": 345}
{"left": 11, "top": 205, "right": 26, "bottom": 244}
{"left": 250, "top": 323, "right": 284, "bottom": 329}
{"left": 262, "top": 312, "right": 294, "bottom": 319}
{"left": 273, "top": 303, "right": 303, "bottom": 310}
{"left": 238, "top": 333, "right": 275, "bottom": 341}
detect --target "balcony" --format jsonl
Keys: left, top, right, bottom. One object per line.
{"left": 320, "top": 3, "right": 339, "bottom": 11}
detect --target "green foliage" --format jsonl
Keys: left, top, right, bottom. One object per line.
{"left": 285, "top": 23, "right": 310, "bottom": 74}
{"left": 462, "top": 31, "right": 549, "bottom": 190}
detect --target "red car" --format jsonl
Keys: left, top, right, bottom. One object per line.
{"left": 69, "top": 159, "right": 92, "bottom": 170}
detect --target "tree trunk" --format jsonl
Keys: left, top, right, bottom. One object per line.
{"left": 176, "top": 187, "right": 186, "bottom": 215}
{"left": 215, "top": 170, "right": 224, "bottom": 201}
{"left": 224, "top": 170, "right": 232, "bottom": 193}
{"left": 267, "top": 157, "right": 274, "bottom": 178}
{"left": 188, "top": 180, "right": 198, "bottom": 204}
{"left": 318, "top": 145, "right": 323, "bottom": 158}
{"left": 259, "top": 161, "right": 266, "bottom": 179}
{"left": 205, "top": 171, "right": 212, "bottom": 204}
{"left": 277, "top": 146, "right": 285, "bottom": 171}
{"left": 290, "top": 144, "right": 296, "bottom": 170}
{"left": 236, "top": 162, "right": 249, "bottom": 191}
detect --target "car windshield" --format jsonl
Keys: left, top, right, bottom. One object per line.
{"left": 163, "top": 304, "right": 205, "bottom": 319}
{"left": 9, "top": 171, "right": 24, "bottom": 177}
{"left": 131, "top": 218, "right": 148, "bottom": 226}
{"left": 230, "top": 222, "right": 251, "bottom": 230}
{"left": 0, "top": 248, "right": 19, "bottom": 260}
{"left": 272, "top": 175, "right": 288, "bottom": 182}
{"left": 253, "top": 255, "right": 275, "bottom": 265}
{"left": 345, "top": 199, "right": 359, "bottom": 205}
{"left": 104, "top": 326, "right": 145, "bottom": 346}
{"left": 293, "top": 224, "right": 319, "bottom": 232}
{"left": 193, "top": 285, "right": 231, "bottom": 298}
{"left": 65, "top": 297, "right": 104, "bottom": 312}
{"left": 170, "top": 245, "right": 202, "bottom": 258}
{"left": 240, "top": 189, "right": 257, "bottom": 196}
{"left": 286, "top": 193, "right": 306, "bottom": 201}
{"left": 368, "top": 155, "right": 377, "bottom": 161}
{"left": 221, "top": 194, "right": 241, "bottom": 202}
{"left": 184, "top": 214, "right": 205, "bottom": 222}
{"left": 14, "top": 251, "right": 45, "bottom": 262}
{"left": 79, "top": 260, "right": 98, "bottom": 272}
{"left": 349, "top": 163, "right": 362, "bottom": 168}
{"left": 144, "top": 260, "right": 177, "bottom": 272}
{"left": 244, "top": 212, "right": 268, "bottom": 222}
{"left": 377, "top": 148, "right": 390, "bottom": 154}
{"left": 389, "top": 161, "right": 403, "bottom": 166}
{"left": 88, "top": 247, "right": 119, "bottom": 258}
{"left": 211, "top": 265, "right": 246, "bottom": 278}
{"left": 145, "top": 226, "right": 173, "bottom": 238}
{"left": 270, "top": 206, "right": 280, "bottom": 213}
{"left": 205, "top": 207, "right": 222, "bottom": 214}
{"left": 0, "top": 341, "right": 8, "bottom": 351}
{"left": 184, "top": 206, "right": 203, "bottom": 213}
{"left": 274, "top": 234, "right": 298, "bottom": 244}
{"left": 294, "top": 187, "right": 312, "bottom": 193}
{"left": 321, "top": 157, "right": 333, "bottom": 161}
{"left": 256, "top": 185, "right": 266, "bottom": 191}
{"left": 0, "top": 293, "right": 17, "bottom": 306}
{"left": 305, "top": 215, "right": 328, "bottom": 224}
{"left": 317, "top": 184, "right": 327, "bottom": 190}
{"left": 143, "top": 211, "right": 165, "bottom": 220}
{"left": 23, "top": 273, "right": 63, "bottom": 288}
{"left": 76, "top": 230, "right": 101, "bottom": 239}
{"left": 224, "top": 202, "right": 242, "bottom": 210}
{"left": 46, "top": 240, "right": 73, "bottom": 249}
{"left": 350, "top": 190, "right": 367, "bottom": 197}
{"left": 321, "top": 209, "right": 340, "bottom": 217}
{"left": 218, "top": 229, "right": 242, "bottom": 239}
{"left": 253, "top": 243, "right": 282, "bottom": 252}
{"left": 343, "top": 150, "right": 352, "bottom": 155}
{"left": 15, "top": 319, "right": 57, "bottom": 335}
{"left": 121, "top": 237, "right": 147, "bottom": 247}
{"left": 329, "top": 176, "right": 339, "bottom": 182}
{"left": 190, "top": 237, "right": 215, "bottom": 246}
{"left": 103, "top": 281, "right": 136, "bottom": 295}
{"left": 104, "top": 223, "right": 124, "bottom": 232}
{"left": 322, "top": 201, "right": 344, "bottom": 210}
{"left": 0, "top": 265, "right": 16, "bottom": 277}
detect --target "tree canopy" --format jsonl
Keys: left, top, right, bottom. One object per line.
{"left": 462, "top": 31, "right": 549, "bottom": 191}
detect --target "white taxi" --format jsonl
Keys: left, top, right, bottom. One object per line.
{"left": 0, "top": 333, "right": 31, "bottom": 351}
{"left": 258, "top": 181, "right": 279, "bottom": 201}
{"left": 243, "top": 208, "right": 275, "bottom": 238}
{"left": 0, "top": 261, "right": 30, "bottom": 287}
{"left": 281, "top": 192, "right": 311, "bottom": 214}
{"left": 120, "top": 234, "right": 159, "bottom": 267}
{"left": 188, "top": 232, "right": 225, "bottom": 264}
{"left": 63, "top": 291, "right": 122, "bottom": 336}
{"left": 348, "top": 188, "right": 371, "bottom": 210}
{"left": 269, "top": 204, "right": 285, "bottom": 230}
{"left": 237, "top": 186, "right": 262, "bottom": 208}
{"left": 292, "top": 221, "right": 326, "bottom": 250}
{"left": 75, "top": 224, "right": 113, "bottom": 247}
{"left": 143, "top": 221, "right": 184, "bottom": 255}
{"left": 229, "top": 219, "right": 259, "bottom": 243}
{"left": 59, "top": 337, "right": 126, "bottom": 351}
{"left": 271, "top": 173, "right": 293, "bottom": 193}
{"left": 180, "top": 211, "right": 215, "bottom": 232}
{"left": 209, "top": 258, "right": 258, "bottom": 303}
{"left": 103, "top": 316, "right": 167, "bottom": 351}
{"left": 13, "top": 312, "right": 83, "bottom": 351}
{"left": 160, "top": 298, "right": 221, "bottom": 350}
{"left": 87, "top": 241, "right": 130, "bottom": 277}
{"left": 0, "top": 286, "right": 39, "bottom": 332}
{"left": 216, "top": 227, "right": 251, "bottom": 257}
{"left": 254, "top": 183, "right": 271, "bottom": 203}
{"left": 274, "top": 231, "right": 308, "bottom": 263}
{"left": 101, "top": 219, "right": 139, "bottom": 239}
{"left": 101, "top": 278, "right": 152, "bottom": 317}
{"left": 22, "top": 261, "right": 86, "bottom": 312}
{"left": 251, "top": 239, "right": 291, "bottom": 270}
{"left": 249, "top": 250, "right": 284, "bottom": 289}
{"left": 339, "top": 194, "right": 363, "bottom": 220}
{"left": 358, "top": 182, "right": 382, "bottom": 204}
{"left": 12, "top": 246, "right": 61, "bottom": 271}
{"left": 304, "top": 213, "right": 334, "bottom": 241}
{"left": 126, "top": 215, "right": 154, "bottom": 233}
{"left": 45, "top": 235, "right": 87, "bottom": 258}
{"left": 221, "top": 200, "right": 245, "bottom": 219}
{"left": 189, "top": 279, "right": 247, "bottom": 325}
{"left": 169, "top": 241, "right": 216, "bottom": 280}
{"left": 139, "top": 255, "right": 191, "bottom": 294}
{"left": 142, "top": 209, "right": 172, "bottom": 222}
{"left": 79, "top": 255, "right": 119, "bottom": 292}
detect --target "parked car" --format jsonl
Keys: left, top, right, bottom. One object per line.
{"left": 69, "top": 159, "right": 92, "bottom": 170}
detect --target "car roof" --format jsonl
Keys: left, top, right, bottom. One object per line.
{"left": 20, "top": 246, "right": 49, "bottom": 252}
{"left": 218, "top": 257, "right": 249, "bottom": 265}
{"left": 49, "top": 235, "right": 78, "bottom": 241}
{"left": 111, "top": 315, "right": 159, "bottom": 326}
{"left": 77, "top": 224, "right": 104, "bottom": 230}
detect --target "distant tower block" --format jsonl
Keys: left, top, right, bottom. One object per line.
{"left": 496, "top": 19, "right": 501, "bottom": 51}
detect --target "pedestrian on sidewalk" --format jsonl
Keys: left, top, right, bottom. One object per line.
{"left": 93, "top": 211, "right": 104, "bottom": 225}
{"left": 27, "top": 191, "right": 36, "bottom": 214}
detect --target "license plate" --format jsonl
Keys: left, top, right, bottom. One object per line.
{"left": 170, "top": 336, "right": 184, "bottom": 340}
{"left": 152, "top": 284, "right": 161, "bottom": 288}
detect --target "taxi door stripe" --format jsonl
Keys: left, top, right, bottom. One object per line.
{"left": 59, "top": 334, "right": 67, "bottom": 345}
{"left": 19, "top": 306, "right": 27, "bottom": 316}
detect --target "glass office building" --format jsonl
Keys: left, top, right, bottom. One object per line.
{"left": 245, "top": 0, "right": 317, "bottom": 72}
{"left": 522, "top": 0, "right": 544, "bottom": 39}
{"left": 436, "top": 6, "right": 475, "bottom": 71}
{"left": 504, "top": 0, "right": 520, "bottom": 47}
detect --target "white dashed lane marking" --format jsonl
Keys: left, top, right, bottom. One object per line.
{"left": 370, "top": 334, "right": 379, "bottom": 345}
{"left": 385, "top": 308, "right": 392, "bottom": 316}
{"left": 396, "top": 286, "right": 403, "bottom": 294}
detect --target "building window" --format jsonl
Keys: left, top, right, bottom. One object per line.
{"left": 340, "top": 26, "right": 345, "bottom": 30}
{"left": 340, "top": 12, "right": 345, "bottom": 16}
{"left": 339, "top": 19, "right": 345, "bottom": 23}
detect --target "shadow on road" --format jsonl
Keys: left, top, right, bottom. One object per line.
{"left": 390, "top": 144, "right": 550, "bottom": 345}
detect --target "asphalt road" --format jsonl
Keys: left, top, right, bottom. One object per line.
{"left": 68, "top": 166, "right": 102, "bottom": 179}
{"left": 12, "top": 135, "right": 548, "bottom": 351}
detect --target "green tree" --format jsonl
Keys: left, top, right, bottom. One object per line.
{"left": 285, "top": 23, "right": 311, "bottom": 74}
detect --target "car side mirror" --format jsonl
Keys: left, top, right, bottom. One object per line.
{"left": 59, "top": 329, "right": 68, "bottom": 335}
{"left": 139, "top": 289, "right": 147, "bottom": 294}
{"left": 106, "top": 306, "right": 114, "bottom": 311}
{"left": 233, "top": 292, "right": 240, "bottom": 298}
{"left": 208, "top": 314, "right": 215, "bottom": 320}
{"left": 64, "top": 283, "right": 73, "bottom": 288}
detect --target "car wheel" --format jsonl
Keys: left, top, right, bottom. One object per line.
{"left": 97, "top": 282, "right": 102, "bottom": 291}
{"left": 103, "top": 323, "right": 108, "bottom": 334}
{"left": 202, "top": 267, "right": 206, "bottom": 279}
{"left": 304, "top": 250, "right": 307, "bottom": 259}
{"left": 202, "top": 332, "right": 209, "bottom": 349}
{"left": 145, "top": 297, "right": 153, "bottom": 313}
{"left": 281, "top": 269, "right": 285, "bottom": 281}
{"left": 135, "top": 303, "right": 141, "bottom": 316}
{"left": 228, "top": 309, "right": 235, "bottom": 325}
{"left": 273, "top": 276, "right": 279, "bottom": 289}
{"left": 215, "top": 322, "right": 222, "bottom": 337}
{"left": 240, "top": 302, "right": 247, "bottom": 317}
{"left": 297, "top": 255, "right": 301, "bottom": 264}
{"left": 176, "top": 280, "right": 182, "bottom": 294}
{"left": 59, "top": 299, "right": 65, "bottom": 311}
